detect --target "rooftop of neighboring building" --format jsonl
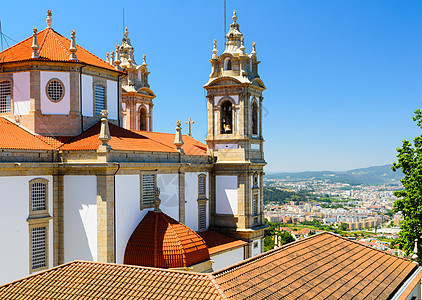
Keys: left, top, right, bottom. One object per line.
{"left": 1, "top": 232, "right": 419, "bottom": 299}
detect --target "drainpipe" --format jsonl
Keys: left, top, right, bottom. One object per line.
{"left": 117, "top": 73, "right": 125, "bottom": 127}
{"left": 113, "top": 162, "right": 120, "bottom": 263}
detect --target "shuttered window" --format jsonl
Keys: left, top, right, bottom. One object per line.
{"left": 142, "top": 174, "right": 155, "bottom": 206}
{"left": 253, "top": 194, "right": 258, "bottom": 216}
{"left": 32, "top": 227, "right": 46, "bottom": 270}
{"left": 0, "top": 81, "right": 11, "bottom": 113}
{"left": 94, "top": 84, "right": 105, "bottom": 115}
{"left": 198, "top": 175, "right": 206, "bottom": 196}
{"left": 198, "top": 205, "right": 206, "bottom": 231}
{"left": 32, "top": 182, "right": 46, "bottom": 211}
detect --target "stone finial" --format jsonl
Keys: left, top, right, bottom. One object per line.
{"left": 142, "top": 54, "right": 147, "bottom": 66}
{"left": 240, "top": 36, "right": 246, "bottom": 52}
{"left": 114, "top": 45, "right": 121, "bottom": 70}
{"left": 232, "top": 10, "right": 237, "bottom": 24}
{"left": 252, "top": 42, "right": 256, "bottom": 55}
{"left": 124, "top": 27, "right": 129, "bottom": 38}
{"left": 106, "top": 52, "right": 110, "bottom": 63}
{"left": 31, "top": 27, "right": 39, "bottom": 58}
{"left": 154, "top": 187, "right": 162, "bottom": 212}
{"left": 412, "top": 238, "right": 419, "bottom": 261}
{"left": 99, "top": 110, "right": 111, "bottom": 150}
{"left": 212, "top": 39, "right": 218, "bottom": 58}
{"left": 69, "top": 30, "right": 77, "bottom": 60}
{"left": 173, "top": 120, "right": 184, "bottom": 154}
{"left": 46, "top": 10, "right": 53, "bottom": 28}
{"left": 110, "top": 51, "right": 115, "bottom": 65}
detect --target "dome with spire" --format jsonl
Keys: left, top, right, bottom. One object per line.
{"left": 223, "top": 10, "right": 244, "bottom": 54}
{"left": 124, "top": 211, "right": 210, "bottom": 269}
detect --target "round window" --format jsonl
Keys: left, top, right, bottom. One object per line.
{"left": 46, "top": 79, "right": 65, "bottom": 102}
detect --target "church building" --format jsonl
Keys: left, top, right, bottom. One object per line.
{"left": 0, "top": 10, "right": 266, "bottom": 284}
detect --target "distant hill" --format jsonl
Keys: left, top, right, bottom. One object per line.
{"left": 265, "top": 164, "right": 403, "bottom": 186}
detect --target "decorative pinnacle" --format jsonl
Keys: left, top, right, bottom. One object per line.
{"left": 232, "top": 10, "right": 237, "bottom": 24}
{"left": 142, "top": 54, "right": 147, "bottom": 66}
{"left": 106, "top": 52, "right": 110, "bottom": 63}
{"left": 213, "top": 39, "right": 218, "bottom": 54}
{"left": 124, "top": 27, "right": 129, "bottom": 38}
{"left": 69, "top": 30, "right": 77, "bottom": 60}
{"left": 412, "top": 238, "right": 419, "bottom": 261}
{"left": 110, "top": 51, "right": 115, "bottom": 65}
{"left": 240, "top": 36, "right": 246, "bottom": 51}
{"left": 174, "top": 120, "right": 184, "bottom": 153}
{"left": 46, "top": 10, "right": 53, "bottom": 28}
{"left": 114, "top": 45, "right": 121, "bottom": 69}
{"left": 252, "top": 42, "right": 256, "bottom": 54}
{"left": 99, "top": 110, "right": 111, "bottom": 150}
{"left": 31, "top": 27, "right": 39, "bottom": 58}
{"left": 154, "top": 187, "right": 161, "bottom": 212}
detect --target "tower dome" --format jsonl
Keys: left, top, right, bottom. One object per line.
{"left": 124, "top": 211, "right": 210, "bottom": 269}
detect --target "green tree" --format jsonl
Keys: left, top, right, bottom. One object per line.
{"left": 278, "top": 231, "right": 295, "bottom": 246}
{"left": 392, "top": 107, "right": 422, "bottom": 257}
{"left": 339, "top": 222, "right": 349, "bottom": 231}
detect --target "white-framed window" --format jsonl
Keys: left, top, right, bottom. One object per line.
{"left": 31, "top": 226, "right": 47, "bottom": 270}
{"left": 140, "top": 173, "right": 156, "bottom": 209}
{"left": 0, "top": 80, "right": 12, "bottom": 113}
{"left": 94, "top": 84, "right": 105, "bottom": 115}
{"left": 46, "top": 78, "right": 65, "bottom": 103}
{"left": 253, "top": 241, "right": 258, "bottom": 249}
{"left": 198, "top": 204, "right": 206, "bottom": 232}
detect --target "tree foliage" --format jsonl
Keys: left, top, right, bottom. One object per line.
{"left": 392, "top": 108, "right": 422, "bottom": 256}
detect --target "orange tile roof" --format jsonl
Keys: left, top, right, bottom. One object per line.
{"left": 199, "top": 230, "right": 248, "bottom": 255}
{"left": 213, "top": 232, "right": 418, "bottom": 299}
{"left": 60, "top": 122, "right": 208, "bottom": 155}
{"left": 0, "top": 233, "right": 418, "bottom": 299}
{"left": 0, "top": 117, "right": 53, "bottom": 150}
{"left": 0, "top": 28, "right": 120, "bottom": 72}
{"left": 124, "top": 211, "right": 210, "bottom": 268}
{"left": 0, "top": 261, "right": 223, "bottom": 300}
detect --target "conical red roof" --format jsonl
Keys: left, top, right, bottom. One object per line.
{"left": 124, "top": 211, "right": 210, "bottom": 268}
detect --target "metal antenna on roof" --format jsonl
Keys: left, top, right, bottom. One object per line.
{"left": 123, "top": 8, "right": 125, "bottom": 35}
{"left": 0, "top": 19, "right": 3, "bottom": 51}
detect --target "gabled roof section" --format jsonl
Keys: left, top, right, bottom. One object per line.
{"left": 0, "top": 261, "right": 223, "bottom": 300}
{"left": 0, "top": 117, "right": 54, "bottom": 150}
{"left": 0, "top": 28, "right": 120, "bottom": 72}
{"left": 213, "top": 232, "right": 418, "bottom": 299}
{"left": 199, "top": 230, "right": 248, "bottom": 256}
{"left": 124, "top": 211, "right": 210, "bottom": 268}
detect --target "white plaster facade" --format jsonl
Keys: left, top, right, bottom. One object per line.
{"left": 13, "top": 72, "right": 30, "bottom": 116}
{"left": 216, "top": 175, "right": 238, "bottom": 215}
{"left": 40, "top": 71, "right": 70, "bottom": 115}
{"left": 210, "top": 247, "right": 244, "bottom": 271}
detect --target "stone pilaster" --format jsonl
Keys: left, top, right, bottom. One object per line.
{"left": 53, "top": 172, "right": 64, "bottom": 266}
{"left": 96, "top": 171, "right": 115, "bottom": 263}
{"left": 178, "top": 171, "right": 186, "bottom": 223}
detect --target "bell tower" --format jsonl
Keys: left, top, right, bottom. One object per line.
{"left": 205, "top": 11, "right": 266, "bottom": 257}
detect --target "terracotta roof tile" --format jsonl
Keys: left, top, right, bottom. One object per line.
{"left": 124, "top": 211, "right": 210, "bottom": 268}
{"left": 199, "top": 230, "right": 248, "bottom": 255}
{"left": 0, "top": 117, "right": 53, "bottom": 150}
{"left": 212, "top": 232, "right": 418, "bottom": 300}
{"left": 0, "top": 28, "right": 120, "bottom": 72}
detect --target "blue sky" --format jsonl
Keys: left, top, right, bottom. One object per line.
{"left": 1, "top": 1, "right": 422, "bottom": 172}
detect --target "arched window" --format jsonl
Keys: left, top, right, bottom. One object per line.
{"left": 0, "top": 80, "right": 12, "bottom": 113}
{"left": 224, "top": 57, "right": 232, "bottom": 70}
{"left": 252, "top": 101, "right": 258, "bottom": 135}
{"left": 140, "top": 106, "right": 147, "bottom": 131}
{"left": 94, "top": 84, "right": 105, "bottom": 115}
{"left": 221, "top": 101, "right": 233, "bottom": 134}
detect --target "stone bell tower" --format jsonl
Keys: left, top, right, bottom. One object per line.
{"left": 204, "top": 11, "right": 266, "bottom": 257}
{"left": 113, "top": 27, "right": 156, "bottom": 131}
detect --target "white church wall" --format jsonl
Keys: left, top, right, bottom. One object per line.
{"left": 216, "top": 175, "right": 238, "bottom": 215}
{"left": 251, "top": 238, "right": 261, "bottom": 257}
{"left": 13, "top": 71, "right": 30, "bottom": 115}
{"left": 106, "top": 80, "right": 118, "bottom": 120}
{"left": 63, "top": 176, "right": 97, "bottom": 263}
{"left": 82, "top": 75, "right": 93, "bottom": 117}
{"left": 185, "top": 172, "right": 209, "bottom": 231}
{"left": 211, "top": 247, "right": 244, "bottom": 272}
{"left": 115, "top": 175, "right": 148, "bottom": 264}
{"left": 40, "top": 71, "right": 70, "bottom": 115}
{"left": 0, "top": 175, "right": 53, "bottom": 285}
{"left": 157, "top": 174, "right": 179, "bottom": 221}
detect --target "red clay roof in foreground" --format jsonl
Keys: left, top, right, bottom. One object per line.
{"left": 124, "top": 211, "right": 210, "bottom": 268}
{"left": 213, "top": 232, "right": 418, "bottom": 299}
{"left": 0, "top": 117, "right": 208, "bottom": 155}
{"left": 0, "top": 28, "right": 119, "bottom": 72}
{"left": 0, "top": 261, "right": 223, "bottom": 300}
{"left": 0, "top": 232, "right": 418, "bottom": 299}
{"left": 199, "top": 230, "right": 248, "bottom": 255}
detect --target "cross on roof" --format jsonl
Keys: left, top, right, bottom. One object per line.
{"left": 185, "top": 117, "right": 195, "bottom": 137}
